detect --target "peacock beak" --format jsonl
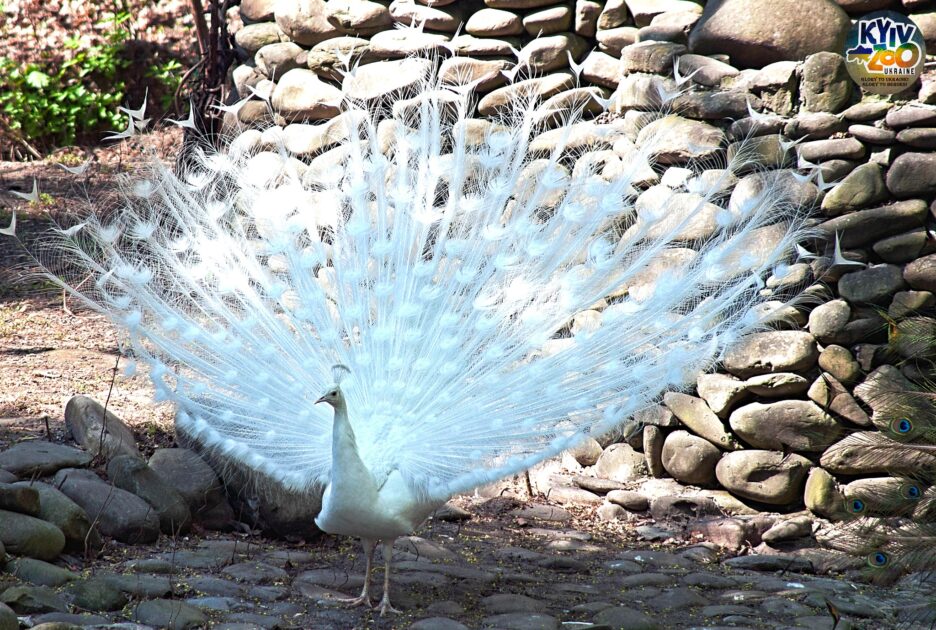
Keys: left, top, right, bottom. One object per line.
{"left": 315, "top": 396, "right": 326, "bottom": 404}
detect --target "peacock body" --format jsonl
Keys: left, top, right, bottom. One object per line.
{"left": 14, "top": 57, "right": 815, "bottom": 613}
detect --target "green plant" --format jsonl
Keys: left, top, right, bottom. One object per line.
{"left": 147, "top": 58, "right": 184, "bottom": 110}
{"left": 0, "top": 12, "right": 131, "bottom": 150}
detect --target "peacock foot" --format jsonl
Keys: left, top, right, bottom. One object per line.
{"left": 337, "top": 594, "right": 372, "bottom": 609}
{"left": 378, "top": 597, "right": 401, "bottom": 616}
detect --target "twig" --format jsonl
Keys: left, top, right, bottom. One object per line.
{"left": 97, "top": 351, "right": 121, "bottom": 460}
{"left": 189, "top": 0, "right": 208, "bottom": 58}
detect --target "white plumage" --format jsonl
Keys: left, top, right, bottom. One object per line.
{"left": 19, "top": 58, "right": 812, "bottom": 614}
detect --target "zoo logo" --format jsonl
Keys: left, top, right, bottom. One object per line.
{"left": 845, "top": 10, "right": 926, "bottom": 95}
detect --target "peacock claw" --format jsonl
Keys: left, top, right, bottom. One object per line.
{"left": 378, "top": 598, "right": 401, "bottom": 616}
{"left": 338, "top": 595, "right": 372, "bottom": 609}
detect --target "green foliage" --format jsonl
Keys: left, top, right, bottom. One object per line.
{"left": 147, "top": 58, "right": 184, "bottom": 110}
{"left": 0, "top": 11, "right": 131, "bottom": 148}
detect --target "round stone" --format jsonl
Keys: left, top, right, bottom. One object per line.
{"left": 716, "top": 451, "right": 813, "bottom": 505}
{"left": 661, "top": 430, "right": 722, "bottom": 485}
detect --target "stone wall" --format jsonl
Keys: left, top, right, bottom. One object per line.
{"left": 222, "top": 0, "right": 936, "bottom": 530}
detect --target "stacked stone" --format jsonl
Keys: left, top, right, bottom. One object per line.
{"left": 0, "top": 395, "right": 321, "bottom": 625}
{"left": 219, "top": 0, "right": 936, "bottom": 540}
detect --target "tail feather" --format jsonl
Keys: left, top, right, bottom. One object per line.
{"left": 20, "top": 58, "right": 813, "bottom": 500}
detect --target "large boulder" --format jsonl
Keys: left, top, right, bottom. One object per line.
{"left": 688, "top": 0, "right": 850, "bottom": 68}
{"left": 0, "top": 510, "right": 65, "bottom": 561}
{"left": 51, "top": 469, "right": 160, "bottom": 544}
{"left": 107, "top": 455, "right": 192, "bottom": 536}
{"left": 64, "top": 396, "right": 141, "bottom": 461}
{"left": 148, "top": 448, "right": 236, "bottom": 531}
{"left": 12, "top": 481, "right": 100, "bottom": 553}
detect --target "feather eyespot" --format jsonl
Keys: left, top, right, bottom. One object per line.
{"left": 891, "top": 417, "right": 913, "bottom": 434}
{"left": 900, "top": 483, "right": 923, "bottom": 500}
{"left": 867, "top": 551, "right": 889, "bottom": 568}
{"left": 846, "top": 498, "right": 866, "bottom": 514}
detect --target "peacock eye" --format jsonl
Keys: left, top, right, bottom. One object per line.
{"left": 847, "top": 498, "right": 866, "bottom": 514}
{"left": 892, "top": 417, "right": 913, "bottom": 434}
{"left": 901, "top": 483, "right": 923, "bottom": 499}
{"left": 868, "top": 552, "right": 889, "bottom": 568}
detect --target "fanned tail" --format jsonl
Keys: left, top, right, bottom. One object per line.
{"left": 20, "top": 57, "right": 814, "bottom": 501}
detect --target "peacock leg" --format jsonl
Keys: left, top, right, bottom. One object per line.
{"left": 378, "top": 539, "right": 401, "bottom": 616}
{"left": 339, "top": 538, "right": 376, "bottom": 608}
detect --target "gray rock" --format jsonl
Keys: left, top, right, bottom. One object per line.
{"left": 889, "top": 290, "right": 936, "bottom": 318}
{"left": 636, "top": 115, "right": 724, "bottom": 164}
{"left": 627, "top": 0, "right": 703, "bottom": 27}
{"left": 672, "top": 89, "right": 753, "bottom": 119}
{"left": 896, "top": 127, "right": 936, "bottom": 149}
{"left": 449, "top": 34, "right": 524, "bottom": 57}
{"left": 0, "top": 585, "right": 69, "bottom": 614}
{"left": 887, "top": 152, "right": 936, "bottom": 198}
{"left": 716, "top": 451, "right": 813, "bottom": 505}
{"left": 848, "top": 124, "right": 896, "bottom": 144}
{"left": 368, "top": 29, "right": 449, "bottom": 57}
{"left": 222, "top": 561, "right": 288, "bottom": 583}
{"left": 593, "top": 443, "right": 647, "bottom": 482}
{"left": 479, "top": 72, "right": 575, "bottom": 116}
{"left": 676, "top": 53, "right": 739, "bottom": 87}
{"left": 102, "top": 573, "right": 173, "bottom": 598}
{"left": 723, "top": 331, "right": 818, "bottom": 378}
{"left": 0, "top": 603, "right": 13, "bottom": 630}
{"left": 4, "top": 557, "right": 76, "bottom": 587}
{"left": 874, "top": 228, "right": 936, "bottom": 264}
{"left": 761, "top": 515, "right": 813, "bottom": 544}
{"left": 234, "top": 22, "right": 287, "bottom": 54}
{"left": 67, "top": 577, "right": 128, "bottom": 612}
{"left": 687, "top": 0, "right": 849, "bottom": 68}
{"left": 820, "top": 163, "right": 887, "bottom": 217}
{"left": 593, "top": 605, "right": 660, "bottom": 629}
{"left": 325, "top": 0, "right": 391, "bottom": 35}
{"left": 818, "top": 199, "right": 928, "bottom": 248}
{"left": 818, "top": 345, "right": 861, "bottom": 384}
{"left": 799, "top": 52, "right": 851, "bottom": 113}
{"left": 481, "top": 613, "right": 559, "bottom": 629}
{"left": 523, "top": 5, "right": 573, "bottom": 35}
{"left": 843, "top": 99, "right": 893, "bottom": 121}
{"left": 0, "top": 510, "right": 65, "bottom": 561}
{"left": 0, "top": 441, "right": 91, "bottom": 477}
{"left": 750, "top": 61, "right": 797, "bottom": 116}
{"left": 255, "top": 42, "right": 304, "bottom": 78}
{"left": 904, "top": 252, "right": 936, "bottom": 292}
{"left": 466, "top": 8, "right": 524, "bottom": 36}
{"left": 808, "top": 373, "right": 871, "bottom": 427}
{"left": 784, "top": 112, "right": 849, "bottom": 139}
{"left": 838, "top": 264, "right": 906, "bottom": 304}
{"left": 581, "top": 50, "right": 621, "bottom": 87}
{"left": 481, "top": 593, "right": 543, "bottom": 614}
{"left": 133, "top": 598, "right": 207, "bottom": 630}
{"left": 51, "top": 468, "right": 160, "bottom": 544}
{"left": 596, "top": 26, "right": 640, "bottom": 56}
{"left": 11, "top": 481, "right": 99, "bottom": 553}
{"left": 726, "top": 134, "right": 789, "bottom": 169}
{"left": 662, "top": 393, "right": 737, "bottom": 449}
{"left": 661, "top": 430, "right": 721, "bottom": 485}
{"left": 389, "top": 0, "right": 463, "bottom": 32}
{"left": 607, "top": 489, "right": 650, "bottom": 511}
{"left": 411, "top": 618, "right": 470, "bottom": 630}
{"left": 518, "top": 33, "right": 588, "bottom": 73}
{"left": 821, "top": 431, "right": 936, "bottom": 476}
{"left": 568, "top": 437, "right": 603, "bottom": 467}
{"left": 642, "top": 424, "right": 665, "bottom": 478}
{"left": 343, "top": 58, "right": 432, "bottom": 102}
{"left": 575, "top": 0, "right": 602, "bottom": 38}
{"left": 0, "top": 471, "right": 15, "bottom": 484}
{"left": 240, "top": 0, "right": 276, "bottom": 22}
{"left": 107, "top": 455, "right": 191, "bottom": 535}
{"left": 622, "top": 41, "right": 687, "bottom": 75}
{"left": 638, "top": 10, "right": 701, "bottom": 45}
{"left": 729, "top": 400, "right": 844, "bottom": 452}
{"left": 799, "top": 138, "right": 866, "bottom": 162}
{"left": 696, "top": 373, "right": 748, "bottom": 418}
{"left": 0, "top": 482, "right": 38, "bottom": 515}
{"left": 271, "top": 68, "right": 342, "bottom": 121}
{"left": 808, "top": 299, "right": 850, "bottom": 344}
{"left": 743, "top": 373, "right": 809, "bottom": 397}
{"left": 148, "top": 447, "right": 234, "bottom": 529}
{"left": 274, "top": 0, "right": 339, "bottom": 46}
{"left": 64, "top": 395, "right": 140, "bottom": 461}
{"left": 723, "top": 554, "right": 813, "bottom": 573}
{"left": 439, "top": 57, "right": 511, "bottom": 93}
{"left": 304, "top": 36, "right": 372, "bottom": 81}
{"left": 885, "top": 105, "right": 936, "bottom": 128}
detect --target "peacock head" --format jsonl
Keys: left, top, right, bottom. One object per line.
{"left": 315, "top": 364, "right": 350, "bottom": 407}
{"left": 315, "top": 386, "right": 343, "bottom": 407}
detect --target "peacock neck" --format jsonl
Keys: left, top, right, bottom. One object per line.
{"left": 329, "top": 398, "right": 372, "bottom": 490}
